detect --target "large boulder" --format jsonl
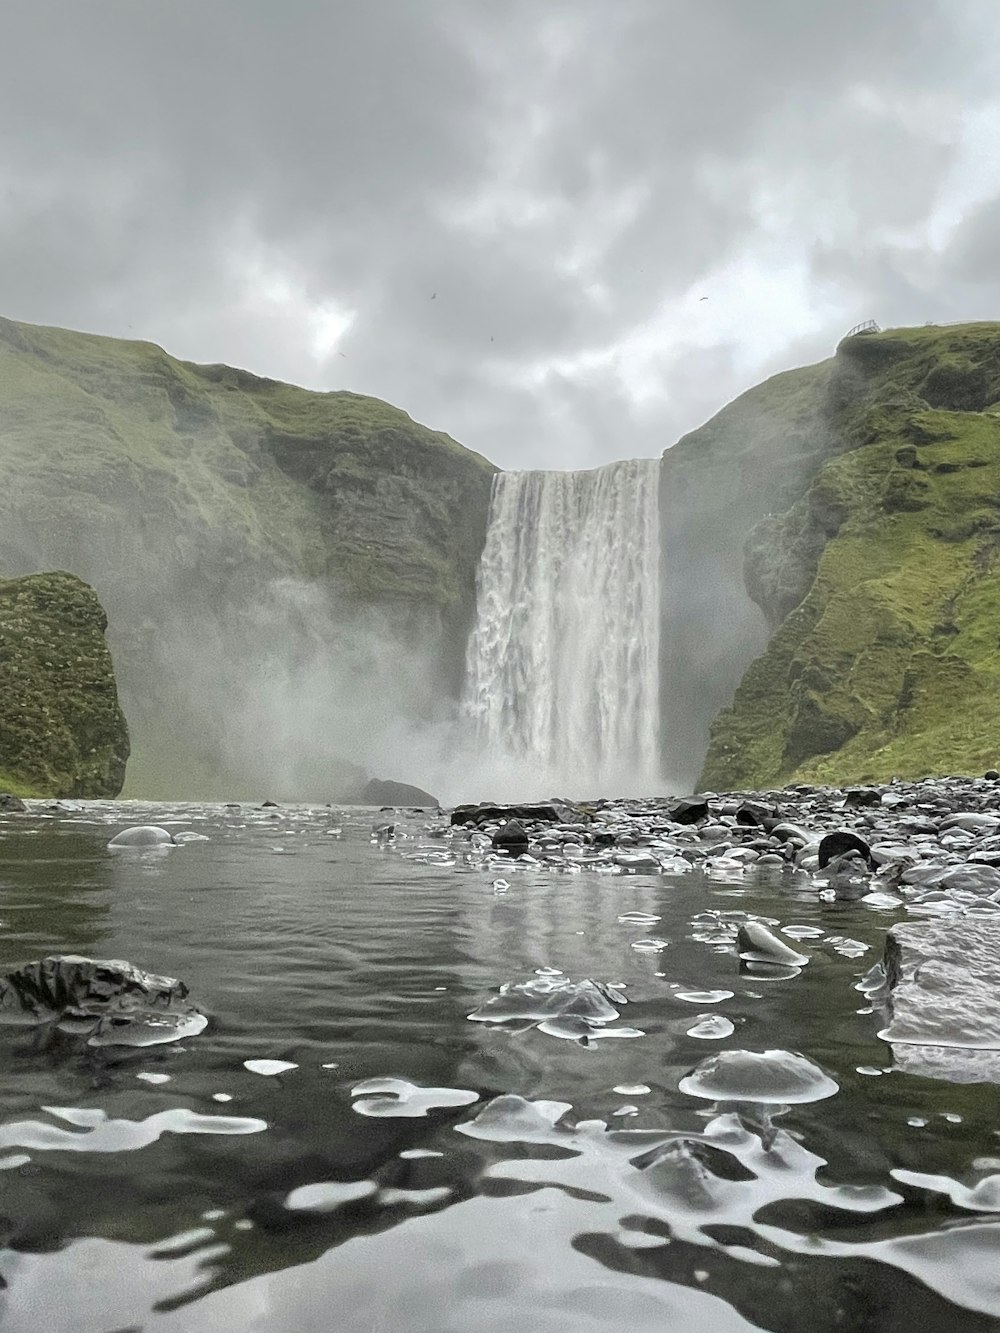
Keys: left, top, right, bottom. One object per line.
{"left": 0, "top": 572, "right": 129, "bottom": 796}
{"left": 879, "top": 918, "right": 1000, "bottom": 1082}
{"left": 0, "top": 955, "right": 207, "bottom": 1048}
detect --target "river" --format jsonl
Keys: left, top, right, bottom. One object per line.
{"left": 0, "top": 801, "right": 997, "bottom": 1331}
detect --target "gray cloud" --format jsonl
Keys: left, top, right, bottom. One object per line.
{"left": 1, "top": 0, "right": 999, "bottom": 468}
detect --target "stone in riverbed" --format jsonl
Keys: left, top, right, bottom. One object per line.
{"left": 879, "top": 918, "right": 1000, "bottom": 1082}
{"left": 736, "top": 922, "right": 809, "bottom": 967}
{"left": 817, "top": 830, "right": 873, "bottom": 869}
{"left": 735, "top": 800, "right": 776, "bottom": 826}
{"left": 491, "top": 819, "right": 529, "bottom": 858}
{"left": 0, "top": 794, "right": 28, "bottom": 813}
{"left": 667, "top": 797, "right": 709, "bottom": 825}
{"left": 108, "top": 825, "right": 176, "bottom": 848}
{"left": 0, "top": 955, "right": 207, "bottom": 1048}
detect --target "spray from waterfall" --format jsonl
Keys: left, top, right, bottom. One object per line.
{"left": 461, "top": 458, "right": 662, "bottom": 798}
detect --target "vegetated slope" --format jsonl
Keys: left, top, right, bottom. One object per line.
{"left": 701, "top": 322, "right": 1000, "bottom": 790}
{"left": 659, "top": 357, "right": 837, "bottom": 784}
{"left": 0, "top": 316, "right": 496, "bottom": 796}
{"left": 0, "top": 572, "right": 129, "bottom": 797}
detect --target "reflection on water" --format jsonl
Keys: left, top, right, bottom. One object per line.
{"left": 0, "top": 802, "right": 999, "bottom": 1331}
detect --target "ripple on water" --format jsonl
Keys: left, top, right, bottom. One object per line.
{"left": 350, "top": 1078, "right": 479, "bottom": 1118}
{"left": 678, "top": 1049, "right": 840, "bottom": 1104}
{"left": 686, "top": 1014, "right": 736, "bottom": 1040}
{"left": 285, "top": 1179, "right": 377, "bottom": 1212}
{"left": 243, "top": 1059, "right": 298, "bottom": 1077}
{"left": 0, "top": 1107, "right": 267, "bottom": 1153}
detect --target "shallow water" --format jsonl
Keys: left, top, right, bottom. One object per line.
{"left": 0, "top": 802, "right": 998, "bottom": 1331}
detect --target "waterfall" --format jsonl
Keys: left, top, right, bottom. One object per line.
{"left": 461, "top": 458, "right": 662, "bottom": 797}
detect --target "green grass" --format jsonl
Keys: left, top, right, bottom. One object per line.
{"left": 701, "top": 322, "right": 1000, "bottom": 790}
{"left": 0, "top": 315, "right": 496, "bottom": 612}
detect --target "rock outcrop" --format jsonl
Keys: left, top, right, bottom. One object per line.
{"left": 696, "top": 322, "right": 1000, "bottom": 791}
{"left": 0, "top": 954, "right": 206, "bottom": 1048}
{"left": 660, "top": 357, "right": 838, "bottom": 785}
{"left": 0, "top": 571, "right": 129, "bottom": 796}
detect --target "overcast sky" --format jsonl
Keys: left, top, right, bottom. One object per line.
{"left": 2, "top": 1, "right": 999, "bottom": 470}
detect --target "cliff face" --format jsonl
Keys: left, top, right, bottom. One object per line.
{"left": 0, "top": 572, "right": 129, "bottom": 797}
{"left": 659, "top": 358, "right": 838, "bottom": 784}
{"left": 0, "top": 317, "right": 496, "bottom": 797}
{"left": 700, "top": 322, "right": 1000, "bottom": 790}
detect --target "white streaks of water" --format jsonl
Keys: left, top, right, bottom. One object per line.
{"left": 462, "top": 459, "right": 662, "bottom": 796}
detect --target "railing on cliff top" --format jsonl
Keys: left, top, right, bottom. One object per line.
{"left": 844, "top": 319, "right": 882, "bottom": 337}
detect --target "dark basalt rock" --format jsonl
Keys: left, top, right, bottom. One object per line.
{"left": 0, "top": 794, "right": 28, "bottom": 813}
{"left": 491, "top": 820, "right": 530, "bottom": 858}
{"left": 363, "top": 778, "right": 439, "bottom": 807}
{"left": 844, "top": 787, "right": 882, "bottom": 807}
{"left": 451, "top": 802, "right": 570, "bottom": 828}
{"left": 0, "top": 955, "right": 208, "bottom": 1048}
{"left": 817, "top": 830, "right": 873, "bottom": 869}
{"left": 735, "top": 800, "right": 776, "bottom": 826}
{"left": 668, "top": 797, "right": 709, "bottom": 825}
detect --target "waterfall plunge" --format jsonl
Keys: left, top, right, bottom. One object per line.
{"left": 461, "top": 458, "right": 662, "bottom": 798}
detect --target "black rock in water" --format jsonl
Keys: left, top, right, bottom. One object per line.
{"left": 492, "top": 820, "right": 530, "bottom": 858}
{"left": 363, "top": 778, "right": 439, "bottom": 807}
{"left": 0, "top": 955, "right": 208, "bottom": 1048}
{"left": 0, "top": 793, "right": 28, "bottom": 813}
{"left": 818, "top": 830, "right": 873, "bottom": 869}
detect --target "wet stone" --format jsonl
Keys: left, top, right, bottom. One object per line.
{"left": 879, "top": 917, "right": 1000, "bottom": 1082}
{"left": 0, "top": 955, "right": 207, "bottom": 1048}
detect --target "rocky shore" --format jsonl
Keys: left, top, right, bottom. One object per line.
{"left": 444, "top": 775, "right": 1000, "bottom": 1082}
{"left": 446, "top": 775, "right": 1000, "bottom": 907}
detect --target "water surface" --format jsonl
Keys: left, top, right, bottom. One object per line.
{"left": 0, "top": 802, "right": 997, "bottom": 1331}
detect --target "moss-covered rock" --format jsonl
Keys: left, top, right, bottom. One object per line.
{"left": 0, "top": 572, "right": 129, "bottom": 796}
{"left": 701, "top": 322, "right": 1000, "bottom": 790}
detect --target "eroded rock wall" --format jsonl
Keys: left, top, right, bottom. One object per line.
{"left": 700, "top": 322, "right": 1000, "bottom": 790}
{"left": 0, "top": 572, "right": 129, "bottom": 796}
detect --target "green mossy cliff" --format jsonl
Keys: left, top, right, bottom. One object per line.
{"left": 0, "top": 572, "right": 129, "bottom": 796}
{"left": 0, "top": 316, "right": 496, "bottom": 796}
{"left": 700, "top": 323, "right": 1000, "bottom": 790}
{"left": 660, "top": 357, "right": 836, "bottom": 782}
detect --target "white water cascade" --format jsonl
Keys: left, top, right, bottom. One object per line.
{"left": 461, "top": 458, "right": 662, "bottom": 797}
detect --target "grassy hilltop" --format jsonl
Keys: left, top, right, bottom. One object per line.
{"left": 0, "top": 316, "right": 495, "bottom": 611}
{"left": 700, "top": 322, "right": 1000, "bottom": 790}
{"left": 0, "top": 316, "right": 496, "bottom": 796}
